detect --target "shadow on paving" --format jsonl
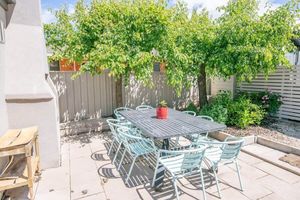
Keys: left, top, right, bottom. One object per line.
{"left": 89, "top": 137, "right": 219, "bottom": 200}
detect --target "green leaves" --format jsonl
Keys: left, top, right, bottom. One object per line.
{"left": 209, "top": 0, "right": 299, "bottom": 82}
{"left": 45, "top": 0, "right": 299, "bottom": 97}
{"left": 197, "top": 91, "right": 266, "bottom": 128}
{"left": 45, "top": 0, "right": 170, "bottom": 86}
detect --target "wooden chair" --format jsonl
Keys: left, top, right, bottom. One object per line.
{"left": 0, "top": 126, "right": 40, "bottom": 200}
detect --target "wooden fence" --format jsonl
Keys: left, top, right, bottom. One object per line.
{"left": 50, "top": 71, "right": 198, "bottom": 122}
{"left": 238, "top": 65, "right": 300, "bottom": 121}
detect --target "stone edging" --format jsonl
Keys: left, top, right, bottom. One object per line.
{"left": 209, "top": 131, "right": 300, "bottom": 176}
{"left": 256, "top": 136, "right": 300, "bottom": 155}
{"left": 241, "top": 147, "right": 300, "bottom": 176}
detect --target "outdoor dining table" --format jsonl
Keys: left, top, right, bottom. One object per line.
{"left": 119, "top": 108, "right": 227, "bottom": 190}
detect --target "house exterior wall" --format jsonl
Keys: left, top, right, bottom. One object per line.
{"left": 211, "top": 77, "right": 236, "bottom": 95}
{"left": 0, "top": 4, "right": 8, "bottom": 135}
{"left": 3, "top": 0, "right": 60, "bottom": 169}
{"left": 0, "top": 2, "right": 8, "bottom": 182}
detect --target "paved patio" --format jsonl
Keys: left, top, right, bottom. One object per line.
{"left": 7, "top": 131, "right": 300, "bottom": 200}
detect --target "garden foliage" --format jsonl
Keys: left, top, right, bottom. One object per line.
{"left": 189, "top": 90, "right": 281, "bottom": 128}
{"left": 237, "top": 91, "right": 283, "bottom": 116}
{"left": 45, "top": 0, "right": 300, "bottom": 107}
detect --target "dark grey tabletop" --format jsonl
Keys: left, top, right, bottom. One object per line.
{"left": 119, "top": 108, "right": 227, "bottom": 139}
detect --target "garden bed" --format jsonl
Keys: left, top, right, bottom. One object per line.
{"left": 224, "top": 120, "right": 300, "bottom": 149}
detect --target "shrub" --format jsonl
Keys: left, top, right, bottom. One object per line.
{"left": 212, "top": 90, "right": 233, "bottom": 108}
{"left": 199, "top": 104, "right": 228, "bottom": 124}
{"left": 237, "top": 90, "right": 283, "bottom": 116}
{"left": 227, "top": 96, "right": 266, "bottom": 128}
{"left": 198, "top": 91, "right": 265, "bottom": 128}
{"left": 199, "top": 91, "right": 232, "bottom": 124}
{"left": 185, "top": 102, "right": 199, "bottom": 114}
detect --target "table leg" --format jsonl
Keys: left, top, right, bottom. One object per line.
{"left": 154, "top": 138, "right": 169, "bottom": 191}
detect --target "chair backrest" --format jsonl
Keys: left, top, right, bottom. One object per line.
{"left": 197, "top": 115, "right": 214, "bottom": 121}
{"left": 182, "top": 110, "right": 196, "bottom": 116}
{"left": 114, "top": 107, "right": 133, "bottom": 119}
{"left": 106, "top": 119, "right": 130, "bottom": 138}
{"left": 136, "top": 105, "right": 153, "bottom": 111}
{"left": 117, "top": 127, "right": 155, "bottom": 153}
{"left": 159, "top": 146, "right": 206, "bottom": 175}
{"left": 192, "top": 136, "right": 244, "bottom": 162}
{"left": 220, "top": 136, "right": 244, "bottom": 160}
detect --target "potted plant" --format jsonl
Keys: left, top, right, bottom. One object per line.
{"left": 156, "top": 100, "right": 168, "bottom": 119}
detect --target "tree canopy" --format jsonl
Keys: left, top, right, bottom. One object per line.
{"left": 45, "top": 0, "right": 300, "bottom": 107}
{"left": 45, "top": 0, "right": 169, "bottom": 84}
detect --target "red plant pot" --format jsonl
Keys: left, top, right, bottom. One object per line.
{"left": 156, "top": 107, "right": 168, "bottom": 119}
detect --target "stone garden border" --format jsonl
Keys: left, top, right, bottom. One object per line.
{"left": 210, "top": 131, "right": 300, "bottom": 176}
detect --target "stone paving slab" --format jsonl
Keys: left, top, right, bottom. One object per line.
{"left": 242, "top": 144, "right": 274, "bottom": 155}
{"left": 254, "top": 162, "right": 300, "bottom": 184}
{"left": 237, "top": 151, "right": 264, "bottom": 166}
{"left": 259, "top": 193, "right": 285, "bottom": 200}
{"left": 6, "top": 132, "right": 300, "bottom": 200}
{"left": 256, "top": 175, "right": 300, "bottom": 200}
{"left": 242, "top": 143, "right": 300, "bottom": 176}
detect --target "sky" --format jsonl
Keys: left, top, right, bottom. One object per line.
{"left": 41, "top": 0, "right": 291, "bottom": 24}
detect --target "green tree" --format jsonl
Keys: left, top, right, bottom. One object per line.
{"left": 45, "top": 0, "right": 299, "bottom": 108}
{"left": 45, "top": 0, "right": 170, "bottom": 106}
{"left": 161, "top": 0, "right": 299, "bottom": 106}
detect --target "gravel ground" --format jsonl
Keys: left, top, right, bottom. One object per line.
{"left": 224, "top": 119, "right": 300, "bottom": 148}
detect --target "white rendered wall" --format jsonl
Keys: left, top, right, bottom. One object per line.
{"left": 211, "top": 77, "right": 236, "bottom": 96}
{"left": 4, "top": 0, "right": 60, "bottom": 168}
{"left": 0, "top": 6, "right": 8, "bottom": 135}
{"left": 0, "top": 4, "right": 8, "bottom": 180}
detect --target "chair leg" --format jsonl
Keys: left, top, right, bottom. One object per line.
{"left": 118, "top": 149, "right": 127, "bottom": 170}
{"left": 235, "top": 160, "right": 243, "bottom": 191}
{"left": 205, "top": 132, "right": 209, "bottom": 138}
{"left": 200, "top": 168, "right": 207, "bottom": 200}
{"left": 213, "top": 167, "right": 222, "bottom": 198}
{"left": 125, "top": 156, "right": 137, "bottom": 185}
{"left": 108, "top": 138, "right": 115, "bottom": 155}
{"left": 112, "top": 142, "right": 122, "bottom": 164}
{"left": 175, "top": 137, "right": 180, "bottom": 146}
{"left": 172, "top": 177, "right": 180, "bottom": 200}
{"left": 152, "top": 159, "right": 160, "bottom": 187}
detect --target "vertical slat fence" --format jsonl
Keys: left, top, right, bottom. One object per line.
{"left": 50, "top": 71, "right": 199, "bottom": 123}
{"left": 238, "top": 65, "right": 300, "bottom": 121}
{"left": 50, "top": 71, "right": 116, "bottom": 122}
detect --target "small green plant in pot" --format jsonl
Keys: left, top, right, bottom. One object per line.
{"left": 157, "top": 100, "right": 168, "bottom": 119}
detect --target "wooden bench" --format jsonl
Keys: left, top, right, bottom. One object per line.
{"left": 0, "top": 126, "right": 40, "bottom": 200}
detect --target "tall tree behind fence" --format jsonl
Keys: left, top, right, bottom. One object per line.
{"left": 50, "top": 71, "right": 199, "bottom": 123}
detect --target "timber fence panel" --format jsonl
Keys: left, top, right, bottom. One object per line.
{"left": 238, "top": 65, "right": 300, "bottom": 121}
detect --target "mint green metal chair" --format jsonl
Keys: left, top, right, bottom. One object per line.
{"left": 175, "top": 111, "right": 197, "bottom": 145}
{"left": 197, "top": 115, "right": 214, "bottom": 122}
{"left": 182, "top": 110, "right": 197, "bottom": 116}
{"left": 117, "top": 127, "right": 157, "bottom": 185}
{"left": 136, "top": 105, "right": 153, "bottom": 111}
{"left": 195, "top": 136, "right": 244, "bottom": 198}
{"left": 152, "top": 145, "right": 207, "bottom": 200}
{"left": 107, "top": 119, "right": 134, "bottom": 164}
{"left": 114, "top": 107, "right": 133, "bottom": 120}
{"left": 185, "top": 115, "right": 214, "bottom": 143}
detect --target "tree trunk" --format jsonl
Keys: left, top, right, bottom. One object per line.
{"left": 197, "top": 64, "right": 208, "bottom": 108}
{"left": 115, "top": 78, "right": 123, "bottom": 107}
